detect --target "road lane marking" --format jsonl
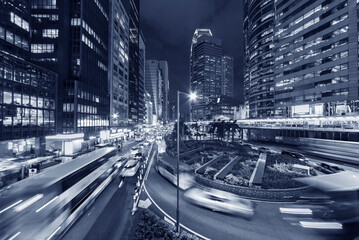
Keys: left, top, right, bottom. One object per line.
{"left": 8, "top": 232, "right": 21, "bottom": 240}
{"left": 143, "top": 184, "right": 210, "bottom": 240}
{"left": 0, "top": 200, "right": 22, "bottom": 214}
{"left": 14, "top": 194, "right": 44, "bottom": 212}
{"left": 138, "top": 198, "right": 152, "bottom": 209}
{"left": 47, "top": 226, "right": 61, "bottom": 240}
{"left": 36, "top": 196, "right": 58, "bottom": 213}
{"left": 164, "top": 216, "right": 175, "bottom": 225}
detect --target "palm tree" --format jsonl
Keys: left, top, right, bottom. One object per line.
{"left": 208, "top": 121, "right": 218, "bottom": 140}
{"left": 216, "top": 120, "right": 226, "bottom": 141}
{"left": 191, "top": 121, "right": 200, "bottom": 141}
{"left": 230, "top": 120, "right": 241, "bottom": 142}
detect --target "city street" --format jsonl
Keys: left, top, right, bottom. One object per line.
{"left": 143, "top": 154, "right": 330, "bottom": 240}
{"left": 62, "top": 141, "right": 147, "bottom": 240}
{"left": 2, "top": 0, "right": 359, "bottom": 239}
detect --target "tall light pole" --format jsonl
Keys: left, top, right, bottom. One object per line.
{"left": 176, "top": 90, "right": 196, "bottom": 233}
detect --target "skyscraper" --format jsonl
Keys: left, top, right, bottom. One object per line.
{"left": 144, "top": 91, "right": 153, "bottom": 125}
{"left": 0, "top": 0, "right": 57, "bottom": 156}
{"left": 145, "top": 59, "right": 162, "bottom": 123}
{"left": 126, "top": 0, "right": 144, "bottom": 125}
{"left": 109, "top": 0, "right": 130, "bottom": 127}
{"left": 273, "top": 0, "right": 358, "bottom": 118}
{"left": 31, "top": 0, "right": 110, "bottom": 134}
{"left": 138, "top": 31, "right": 146, "bottom": 124}
{"left": 243, "top": 0, "right": 275, "bottom": 119}
{"left": 245, "top": 0, "right": 359, "bottom": 119}
{"left": 158, "top": 61, "right": 169, "bottom": 123}
{"left": 222, "top": 56, "right": 234, "bottom": 98}
{"left": 190, "top": 28, "right": 223, "bottom": 121}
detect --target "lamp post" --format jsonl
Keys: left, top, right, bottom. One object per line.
{"left": 176, "top": 90, "right": 196, "bottom": 233}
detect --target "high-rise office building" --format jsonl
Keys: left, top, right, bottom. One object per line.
{"left": 109, "top": 0, "right": 129, "bottom": 127}
{"left": 158, "top": 61, "right": 169, "bottom": 123}
{"left": 125, "top": 0, "right": 143, "bottom": 125}
{"left": 245, "top": 0, "right": 359, "bottom": 119}
{"left": 0, "top": 0, "right": 30, "bottom": 58}
{"left": 243, "top": 0, "right": 275, "bottom": 119}
{"left": 138, "top": 31, "right": 146, "bottom": 124}
{"left": 190, "top": 28, "right": 223, "bottom": 121}
{"left": 144, "top": 91, "right": 153, "bottom": 125}
{"left": 145, "top": 59, "right": 162, "bottom": 123}
{"left": 31, "top": 0, "right": 110, "bottom": 134}
{"left": 0, "top": 0, "right": 57, "bottom": 156}
{"left": 273, "top": 0, "right": 359, "bottom": 118}
{"left": 222, "top": 56, "right": 234, "bottom": 98}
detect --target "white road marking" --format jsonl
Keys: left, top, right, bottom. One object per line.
{"left": 8, "top": 232, "right": 21, "bottom": 240}
{"left": 164, "top": 216, "right": 175, "bottom": 225}
{"left": 47, "top": 226, "right": 61, "bottom": 240}
{"left": 36, "top": 196, "right": 58, "bottom": 213}
{"left": 138, "top": 198, "right": 152, "bottom": 209}
{"left": 0, "top": 200, "right": 23, "bottom": 214}
{"left": 143, "top": 184, "right": 211, "bottom": 240}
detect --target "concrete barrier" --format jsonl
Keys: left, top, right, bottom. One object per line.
{"left": 179, "top": 147, "right": 203, "bottom": 158}
{"left": 195, "top": 154, "right": 223, "bottom": 174}
{"left": 195, "top": 174, "right": 310, "bottom": 202}
{"left": 249, "top": 153, "right": 267, "bottom": 186}
{"left": 184, "top": 155, "right": 202, "bottom": 165}
{"left": 214, "top": 156, "right": 241, "bottom": 180}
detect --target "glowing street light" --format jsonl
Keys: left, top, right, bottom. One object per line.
{"left": 189, "top": 92, "right": 197, "bottom": 101}
{"left": 175, "top": 90, "right": 196, "bottom": 233}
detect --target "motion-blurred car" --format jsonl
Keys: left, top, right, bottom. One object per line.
{"left": 281, "top": 150, "right": 306, "bottom": 160}
{"left": 184, "top": 187, "right": 254, "bottom": 219}
{"left": 258, "top": 146, "right": 271, "bottom": 153}
{"left": 131, "top": 147, "right": 139, "bottom": 154}
{"left": 157, "top": 163, "right": 194, "bottom": 190}
{"left": 134, "top": 152, "right": 143, "bottom": 161}
{"left": 143, "top": 141, "right": 150, "bottom": 146}
{"left": 114, "top": 157, "right": 128, "bottom": 168}
{"left": 121, "top": 159, "right": 140, "bottom": 177}
{"left": 138, "top": 143, "right": 144, "bottom": 150}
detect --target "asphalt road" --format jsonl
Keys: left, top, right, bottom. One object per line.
{"left": 143, "top": 160, "right": 337, "bottom": 240}
{"left": 62, "top": 140, "right": 357, "bottom": 240}
{"left": 62, "top": 141, "right": 147, "bottom": 240}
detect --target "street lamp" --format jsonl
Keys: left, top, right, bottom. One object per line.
{"left": 176, "top": 90, "right": 196, "bottom": 233}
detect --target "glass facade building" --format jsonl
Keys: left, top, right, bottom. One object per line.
{"left": 158, "top": 61, "right": 169, "bottom": 124}
{"left": 109, "top": 0, "right": 130, "bottom": 127}
{"left": 222, "top": 56, "right": 234, "bottom": 98}
{"left": 244, "top": 0, "right": 359, "bottom": 119}
{"left": 126, "top": 0, "right": 145, "bottom": 125}
{"left": 243, "top": 0, "right": 275, "bottom": 119}
{"left": 31, "top": 0, "right": 110, "bottom": 134}
{"left": 145, "top": 59, "right": 162, "bottom": 123}
{"left": 273, "top": 0, "right": 359, "bottom": 118}
{"left": 0, "top": 51, "right": 56, "bottom": 141}
{"left": 0, "top": 0, "right": 57, "bottom": 141}
{"left": 190, "top": 29, "right": 223, "bottom": 121}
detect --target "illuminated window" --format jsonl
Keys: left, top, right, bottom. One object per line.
{"left": 10, "top": 12, "right": 29, "bottom": 32}
{"left": 31, "top": 44, "right": 54, "bottom": 53}
{"left": 42, "top": 29, "right": 58, "bottom": 38}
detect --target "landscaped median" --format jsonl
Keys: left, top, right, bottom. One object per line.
{"left": 163, "top": 139, "right": 316, "bottom": 202}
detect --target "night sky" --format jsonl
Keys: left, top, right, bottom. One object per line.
{"left": 140, "top": 0, "right": 244, "bottom": 105}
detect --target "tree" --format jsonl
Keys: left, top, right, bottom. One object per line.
{"left": 230, "top": 120, "right": 241, "bottom": 142}
{"left": 170, "top": 119, "right": 191, "bottom": 150}
{"left": 208, "top": 121, "right": 219, "bottom": 140}
{"left": 191, "top": 122, "right": 200, "bottom": 141}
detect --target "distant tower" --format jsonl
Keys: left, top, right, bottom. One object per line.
{"left": 222, "top": 56, "right": 234, "bottom": 98}
{"left": 190, "top": 29, "right": 223, "bottom": 121}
